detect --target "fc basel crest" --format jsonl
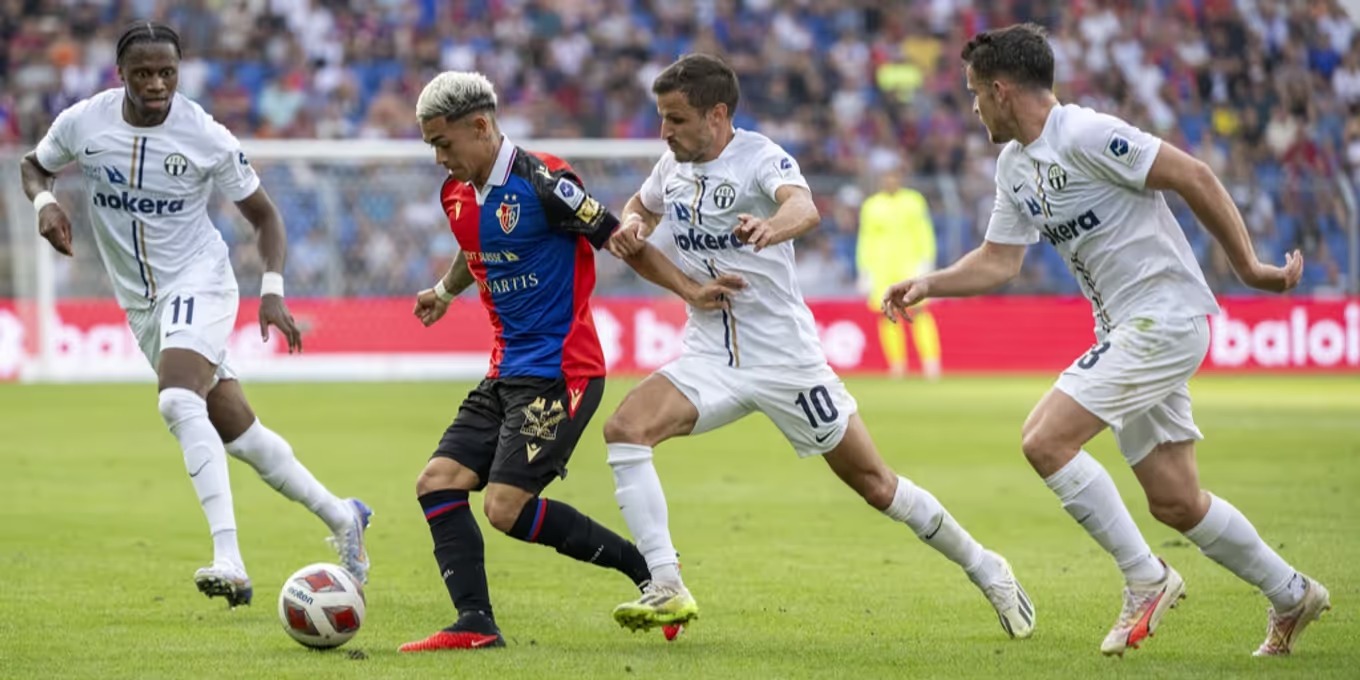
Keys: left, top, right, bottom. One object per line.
{"left": 496, "top": 196, "right": 520, "bottom": 234}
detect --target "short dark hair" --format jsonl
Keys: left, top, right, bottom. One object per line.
{"left": 652, "top": 54, "right": 740, "bottom": 115}
{"left": 116, "top": 21, "right": 182, "bottom": 64}
{"left": 961, "top": 23, "right": 1053, "bottom": 90}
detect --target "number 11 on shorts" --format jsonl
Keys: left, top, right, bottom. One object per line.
{"left": 170, "top": 295, "right": 195, "bottom": 325}
{"left": 794, "top": 385, "right": 839, "bottom": 428}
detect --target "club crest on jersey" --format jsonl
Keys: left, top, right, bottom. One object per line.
{"left": 1047, "top": 164, "right": 1068, "bottom": 191}
{"left": 164, "top": 153, "right": 189, "bottom": 177}
{"left": 713, "top": 183, "right": 736, "bottom": 209}
{"left": 496, "top": 199, "right": 520, "bottom": 234}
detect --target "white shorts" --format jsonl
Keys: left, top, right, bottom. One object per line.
{"left": 657, "top": 356, "right": 859, "bottom": 457}
{"left": 126, "top": 280, "right": 239, "bottom": 383}
{"left": 1055, "top": 315, "right": 1209, "bottom": 466}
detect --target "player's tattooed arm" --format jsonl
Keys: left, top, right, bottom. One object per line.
{"left": 20, "top": 153, "right": 73, "bottom": 256}
{"left": 1145, "top": 142, "right": 1303, "bottom": 293}
{"left": 734, "top": 185, "right": 819, "bottom": 251}
{"left": 414, "top": 250, "right": 472, "bottom": 328}
{"left": 440, "top": 250, "right": 475, "bottom": 296}
{"left": 623, "top": 243, "right": 746, "bottom": 311}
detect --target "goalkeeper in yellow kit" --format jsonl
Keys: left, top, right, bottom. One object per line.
{"left": 857, "top": 171, "right": 942, "bottom": 379}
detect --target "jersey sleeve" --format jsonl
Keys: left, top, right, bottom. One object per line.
{"left": 638, "top": 155, "right": 670, "bottom": 215}
{"left": 532, "top": 161, "right": 620, "bottom": 250}
{"left": 754, "top": 145, "right": 810, "bottom": 201}
{"left": 206, "top": 121, "right": 261, "bottom": 202}
{"left": 33, "top": 100, "right": 89, "bottom": 173}
{"left": 984, "top": 180, "right": 1040, "bottom": 246}
{"left": 1062, "top": 112, "right": 1162, "bottom": 191}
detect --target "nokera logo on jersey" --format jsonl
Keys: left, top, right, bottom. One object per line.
{"left": 1040, "top": 209, "right": 1102, "bottom": 245}
{"left": 673, "top": 227, "right": 745, "bottom": 252}
{"left": 92, "top": 190, "right": 185, "bottom": 215}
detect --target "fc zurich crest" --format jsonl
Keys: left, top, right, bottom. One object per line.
{"left": 164, "top": 153, "right": 189, "bottom": 177}
{"left": 496, "top": 199, "right": 520, "bottom": 234}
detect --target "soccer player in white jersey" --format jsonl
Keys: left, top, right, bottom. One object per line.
{"left": 18, "top": 22, "right": 371, "bottom": 608}
{"left": 601, "top": 54, "right": 1035, "bottom": 641}
{"left": 883, "top": 24, "right": 1329, "bottom": 657}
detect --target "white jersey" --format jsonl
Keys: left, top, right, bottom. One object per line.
{"left": 641, "top": 129, "right": 824, "bottom": 367}
{"left": 985, "top": 104, "right": 1219, "bottom": 333}
{"left": 35, "top": 89, "right": 259, "bottom": 310}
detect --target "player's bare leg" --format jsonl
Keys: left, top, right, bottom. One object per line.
{"left": 1023, "top": 388, "right": 1181, "bottom": 654}
{"left": 823, "top": 414, "right": 1034, "bottom": 638}
{"left": 157, "top": 348, "right": 251, "bottom": 607}
{"left": 207, "top": 379, "right": 372, "bottom": 583}
{"left": 1133, "top": 442, "right": 1330, "bottom": 656}
{"left": 605, "top": 373, "right": 700, "bottom": 632}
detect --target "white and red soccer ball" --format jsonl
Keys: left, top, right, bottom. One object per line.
{"left": 277, "top": 563, "right": 366, "bottom": 649}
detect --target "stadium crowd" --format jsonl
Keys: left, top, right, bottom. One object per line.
{"left": 1, "top": 0, "right": 1355, "bottom": 297}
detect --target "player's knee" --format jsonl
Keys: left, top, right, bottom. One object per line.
{"left": 603, "top": 410, "right": 649, "bottom": 446}
{"left": 1020, "top": 425, "right": 1074, "bottom": 470}
{"left": 158, "top": 387, "right": 207, "bottom": 430}
{"left": 856, "top": 470, "right": 898, "bottom": 511}
{"left": 1148, "top": 494, "right": 1207, "bottom": 532}
{"left": 415, "top": 459, "right": 471, "bottom": 497}
{"left": 482, "top": 492, "right": 528, "bottom": 534}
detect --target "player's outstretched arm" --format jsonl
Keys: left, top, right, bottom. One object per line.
{"left": 414, "top": 250, "right": 474, "bottom": 327}
{"left": 1145, "top": 143, "right": 1303, "bottom": 293}
{"left": 606, "top": 193, "right": 662, "bottom": 259}
{"left": 881, "top": 241, "right": 1025, "bottom": 322}
{"left": 623, "top": 243, "right": 745, "bottom": 311}
{"left": 237, "top": 188, "right": 303, "bottom": 352}
{"left": 20, "top": 153, "right": 74, "bottom": 256}
{"left": 733, "top": 185, "right": 819, "bottom": 251}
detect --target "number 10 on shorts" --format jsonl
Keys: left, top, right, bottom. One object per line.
{"left": 794, "top": 385, "right": 839, "bottom": 428}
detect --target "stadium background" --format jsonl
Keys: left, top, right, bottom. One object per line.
{"left": 2, "top": 0, "right": 1359, "bottom": 380}
{"left": 1, "top": 3, "right": 1357, "bottom": 678}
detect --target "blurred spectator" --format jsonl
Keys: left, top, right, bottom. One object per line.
{"left": 1, "top": 0, "right": 1355, "bottom": 297}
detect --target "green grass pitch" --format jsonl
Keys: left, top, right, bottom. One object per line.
{"left": 1, "top": 376, "right": 1356, "bottom": 679}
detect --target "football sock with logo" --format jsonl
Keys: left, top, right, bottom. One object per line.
{"left": 224, "top": 419, "right": 351, "bottom": 532}
{"left": 159, "top": 387, "right": 244, "bottom": 571}
{"left": 607, "top": 443, "right": 683, "bottom": 586}
{"left": 1183, "top": 493, "right": 1302, "bottom": 610}
{"left": 419, "top": 490, "right": 493, "bottom": 620}
{"left": 508, "top": 497, "right": 652, "bottom": 586}
{"left": 882, "top": 475, "right": 991, "bottom": 581}
{"left": 1044, "top": 451, "right": 1165, "bottom": 584}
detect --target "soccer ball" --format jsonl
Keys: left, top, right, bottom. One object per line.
{"left": 277, "top": 562, "right": 366, "bottom": 649}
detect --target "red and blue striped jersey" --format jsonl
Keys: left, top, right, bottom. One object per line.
{"left": 439, "top": 140, "right": 619, "bottom": 380}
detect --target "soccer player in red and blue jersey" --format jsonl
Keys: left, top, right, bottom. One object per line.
{"left": 400, "top": 71, "right": 740, "bottom": 652}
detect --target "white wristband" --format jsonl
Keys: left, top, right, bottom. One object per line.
{"left": 33, "top": 191, "right": 57, "bottom": 213}
{"left": 433, "top": 280, "right": 454, "bottom": 303}
{"left": 261, "top": 271, "right": 285, "bottom": 298}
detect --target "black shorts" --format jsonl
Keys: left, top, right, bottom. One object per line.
{"left": 432, "top": 376, "right": 604, "bottom": 494}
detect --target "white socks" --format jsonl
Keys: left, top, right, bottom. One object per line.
{"left": 882, "top": 475, "right": 992, "bottom": 583}
{"left": 159, "top": 388, "right": 243, "bottom": 571}
{"left": 224, "top": 419, "right": 350, "bottom": 532}
{"left": 1184, "top": 493, "right": 1302, "bottom": 610}
{"left": 1045, "top": 451, "right": 1165, "bottom": 584}
{"left": 607, "top": 442, "right": 682, "bottom": 587}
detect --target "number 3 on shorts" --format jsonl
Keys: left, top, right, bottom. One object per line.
{"left": 794, "top": 385, "right": 839, "bottom": 428}
{"left": 1078, "top": 341, "right": 1111, "bottom": 369}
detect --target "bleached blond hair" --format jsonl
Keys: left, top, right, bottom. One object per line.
{"left": 416, "top": 71, "right": 498, "bottom": 122}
